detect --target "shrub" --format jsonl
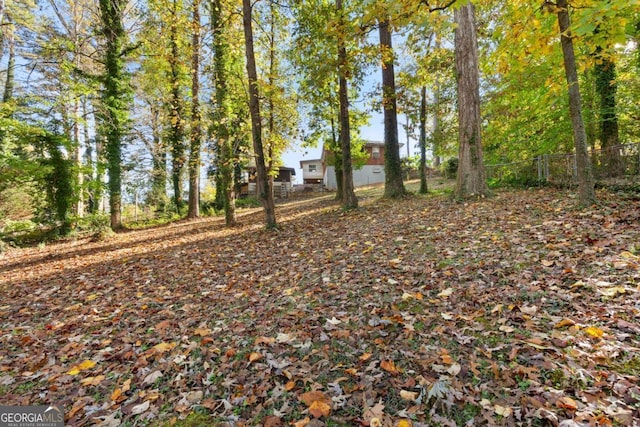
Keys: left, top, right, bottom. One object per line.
{"left": 441, "top": 158, "right": 458, "bottom": 179}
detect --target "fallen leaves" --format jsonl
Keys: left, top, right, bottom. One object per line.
{"left": 584, "top": 326, "right": 605, "bottom": 339}
{"left": 556, "top": 396, "right": 578, "bottom": 411}
{"left": 380, "top": 359, "right": 400, "bottom": 375}
{"left": 151, "top": 342, "right": 176, "bottom": 354}
{"left": 1, "top": 187, "right": 639, "bottom": 426}
{"left": 67, "top": 360, "right": 96, "bottom": 375}
{"left": 299, "top": 391, "right": 331, "bottom": 418}
{"left": 80, "top": 375, "right": 105, "bottom": 386}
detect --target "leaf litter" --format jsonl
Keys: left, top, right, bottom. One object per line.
{"left": 0, "top": 187, "right": 639, "bottom": 426}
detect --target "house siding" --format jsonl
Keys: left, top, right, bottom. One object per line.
{"left": 308, "top": 141, "right": 395, "bottom": 190}
{"left": 324, "top": 165, "right": 386, "bottom": 190}
{"left": 300, "top": 160, "right": 324, "bottom": 184}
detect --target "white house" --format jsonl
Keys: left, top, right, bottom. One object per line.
{"left": 322, "top": 141, "right": 387, "bottom": 190}
{"left": 300, "top": 159, "right": 324, "bottom": 185}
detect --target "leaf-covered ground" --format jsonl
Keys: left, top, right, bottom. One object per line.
{"left": 1, "top": 184, "right": 640, "bottom": 426}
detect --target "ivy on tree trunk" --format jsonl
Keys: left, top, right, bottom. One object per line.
{"left": 594, "top": 53, "right": 622, "bottom": 176}
{"left": 187, "top": 0, "right": 201, "bottom": 219}
{"left": 98, "top": 0, "right": 130, "bottom": 230}
{"left": 211, "top": 0, "right": 237, "bottom": 227}
{"left": 168, "top": 0, "right": 186, "bottom": 212}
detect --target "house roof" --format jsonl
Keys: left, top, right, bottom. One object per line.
{"left": 363, "top": 140, "right": 384, "bottom": 147}
{"left": 247, "top": 166, "right": 296, "bottom": 175}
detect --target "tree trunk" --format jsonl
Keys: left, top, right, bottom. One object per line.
{"left": 0, "top": 0, "right": 5, "bottom": 53}
{"left": 594, "top": 54, "right": 622, "bottom": 176}
{"left": 149, "top": 102, "right": 167, "bottom": 209}
{"left": 2, "top": 21, "right": 14, "bottom": 103}
{"left": 93, "top": 135, "right": 106, "bottom": 214}
{"left": 83, "top": 97, "right": 97, "bottom": 213}
{"left": 419, "top": 86, "right": 428, "bottom": 194}
{"left": 336, "top": 0, "right": 357, "bottom": 209}
{"left": 379, "top": 18, "right": 405, "bottom": 199}
{"left": 74, "top": 98, "right": 84, "bottom": 217}
{"left": 211, "top": 0, "right": 236, "bottom": 226}
{"left": 169, "top": 0, "right": 186, "bottom": 212}
{"left": 243, "top": 0, "right": 276, "bottom": 228}
{"left": 98, "top": 0, "right": 129, "bottom": 230}
{"left": 432, "top": 36, "right": 442, "bottom": 168}
{"left": 328, "top": 115, "right": 343, "bottom": 201}
{"left": 187, "top": 0, "right": 201, "bottom": 219}
{"left": 453, "top": 2, "right": 489, "bottom": 199}
{"left": 555, "top": 0, "right": 595, "bottom": 205}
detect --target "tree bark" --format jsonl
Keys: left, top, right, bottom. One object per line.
{"left": 453, "top": 2, "right": 489, "bottom": 199}
{"left": 419, "top": 86, "right": 428, "bottom": 194}
{"left": 329, "top": 116, "right": 343, "bottom": 201}
{"left": 336, "top": 0, "right": 357, "bottom": 209}
{"left": 243, "top": 0, "right": 277, "bottom": 227}
{"left": 187, "top": 0, "right": 201, "bottom": 218}
{"left": 379, "top": 18, "right": 405, "bottom": 199}
{"left": 556, "top": 0, "right": 595, "bottom": 204}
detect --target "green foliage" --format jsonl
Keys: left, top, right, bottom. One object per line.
{"left": 290, "top": 0, "right": 372, "bottom": 154}
{"left": 402, "top": 155, "right": 420, "bottom": 171}
{"left": 124, "top": 211, "right": 182, "bottom": 230}
{"left": 38, "top": 134, "right": 74, "bottom": 233}
{"left": 74, "top": 213, "right": 111, "bottom": 233}
{"left": 235, "top": 197, "right": 261, "bottom": 209}
{"left": 1, "top": 219, "right": 38, "bottom": 234}
{"left": 441, "top": 157, "right": 458, "bottom": 179}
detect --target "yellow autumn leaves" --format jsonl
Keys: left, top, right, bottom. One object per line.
{"left": 67, "top": 359, "right": 96, "bottom": 375}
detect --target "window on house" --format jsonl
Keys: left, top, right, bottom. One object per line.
{"left": 308, "top": 164, "right": 317, "bottom": 172}
{"left": 372, "top": 147, "right": 380, "bottom": 159}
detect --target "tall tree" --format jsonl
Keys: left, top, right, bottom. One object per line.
{"left": 147, "top": 102, "right": 168, "bottom": 208}
{"left": 553, "top": 0, "right": 595, "bottom": 204}
{"left": 211, "top": 0, "right": 237, "bottom": 226}
{"left": 242, "top": 0, "right": 276, "bottom": 227}
{"left": 187, "top": 0, "right": 202, "bottom": 218}
{"left": 378, "top": 17, "right": 406, "bottom": 198}
{"left": 98, "top": 0, "right": 131, "bottom": 230}
{"left": 167, "top": 0, "right": 188, "bottom": 211}
{"left": 336, "top": 0, "right": 358, "bottom": 209}
{"left": 418, "top": 86, "right": 428, "bottom": 193}
{"left": 453, "top": 2, "right": 488, "bottom": 198}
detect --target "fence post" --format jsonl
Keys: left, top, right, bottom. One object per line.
{"left": 537, "top": 156, "right": 542, "bottom": 182}
{"left": 572, "top": 154, "right": 578, "bottom": 181}
{"left": 544, "top": 154, "right": 549, "bottom": 182}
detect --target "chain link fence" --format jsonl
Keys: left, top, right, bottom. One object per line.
{"left": 485, "top": 143, "right": 640, "bottom": 186}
